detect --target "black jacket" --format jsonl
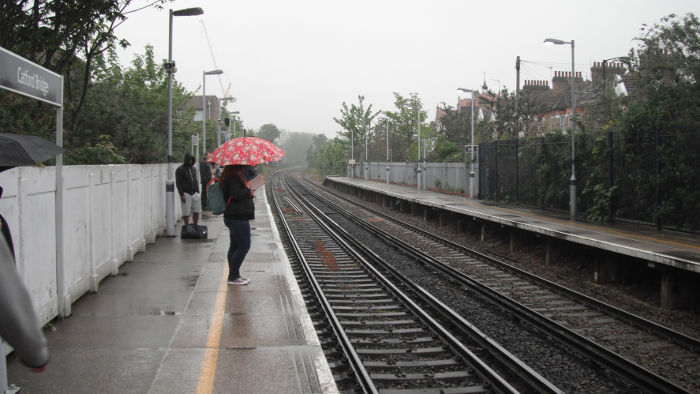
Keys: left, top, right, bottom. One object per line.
{"left": 222, "top": 173, "right": 255, "bottom": 220}
{"left": 175, "top": 153, "right": 199, "bottom": 196}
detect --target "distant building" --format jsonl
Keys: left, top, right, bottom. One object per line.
{"left": 184, "top": 95, "right": 221, "bottom": 122}
{"left": 524, "top": 61, "right": 630, "bottom": 135}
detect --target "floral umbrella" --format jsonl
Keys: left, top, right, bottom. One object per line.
{"left": 209, "top": 137, "right": 285, "bottom": 166}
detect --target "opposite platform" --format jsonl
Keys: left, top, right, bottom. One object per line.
{"left": 6, "top": 186, "right": 337, "bottom": 393}
{"left": 325, "top": 176, "right": 700, "bottom": 273}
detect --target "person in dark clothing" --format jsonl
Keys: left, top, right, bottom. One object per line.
{"left": 0, "top": 186, "right": 14, "bottom": 258}
{"left": 200, "top": 157, "right": 212, "bottom": 210}
{"left": 220, "top": 165, "right": 255, "bottom": 285}
{"left": 245, "top": 165, "right": 257, "bottom": 181}
{"left": 175, "top": 153, "right": 201, "bottom": 225}
{"left": 0, "top": 235, "right": 49, "bottom": 372}
{"left": 1, "top": 184, "right": 49, "bottom": 373}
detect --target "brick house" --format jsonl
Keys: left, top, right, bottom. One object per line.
{"left": 525, "top": 61, "right": 628, "bottom": 135}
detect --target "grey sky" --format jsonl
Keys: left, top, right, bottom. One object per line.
{"left": 118, "top": 0, "right": 699, "bottom": 137}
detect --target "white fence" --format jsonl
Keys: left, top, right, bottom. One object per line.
{"left": 0, "top": 163, "right": 179, "bottom": 328}
{"left": 350, "top": 161, "right": 479, "bottom": 195}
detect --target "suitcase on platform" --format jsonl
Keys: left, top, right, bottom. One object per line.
{"left": 181, "top": 223, "right": 208, "bottom": 239}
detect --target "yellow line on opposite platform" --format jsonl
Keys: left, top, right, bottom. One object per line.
{"left": 196, "top": 271, "right": 228, "bottom": 394}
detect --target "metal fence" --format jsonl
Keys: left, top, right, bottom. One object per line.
{"left": 478, "top": 131, "right": 700, "bottom": 232}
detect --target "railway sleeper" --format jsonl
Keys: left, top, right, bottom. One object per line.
{"left": 340, "top": 319, "right": 417, "bottom": 326}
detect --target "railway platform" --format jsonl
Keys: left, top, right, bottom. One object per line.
{"left": 5, "top": 186, "right": 337, "bottom": 393}
{"left": 324, "top": 176, "right": 700, "bottom": 308}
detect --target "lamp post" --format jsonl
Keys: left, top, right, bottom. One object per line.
{"left": 457, "top": 88, "right": 476, "bottom": 198}
{"left": 351, "top": 127, "right": 355, "bottom": 178}
{"left": 217, "top": 96, "right": 234, "bottom": 146}
{"left": 383, "top": 117, "right": 390, "bottom": 184}
{"left": 415, "top": 104, "right": 421, "bottom": 190}
{"left": 364, "top": 120, "right": 369, "bottom": 180}
{"left": 227, "top": 110, "right": 240, "bottom": 141}
{"left": 545, "top": 37, "right": 576, "bottom": 219}
{"left": 202, "top": 69, "right": 223, "bottom": 161}
{"left": 165, "top": 7, "right": 203, "bottom": 237}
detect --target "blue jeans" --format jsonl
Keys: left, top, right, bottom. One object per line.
{"left": 224, "top": 218, "right": 251, "bottom": 280}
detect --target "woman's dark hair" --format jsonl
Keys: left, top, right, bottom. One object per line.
{"left": 221, "top": 165, "right": 246, "bottom": 184}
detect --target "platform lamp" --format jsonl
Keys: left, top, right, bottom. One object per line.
{"left": 217, "top": 96, "right": 235, "bottom": 146}
{"left": 545, "top": 37, "right": 576, "bottom": 219}
{"left": 457, "top": 88, "right": 476, "bottom": 198}
{"left": 165, "top": 6, "right": 203, "bottom": 237}
{"left": 202, "top": 69, "right": 223, "bottom": 161}
{"left": 228, "top": 110, "right": 240, "bottom": 140}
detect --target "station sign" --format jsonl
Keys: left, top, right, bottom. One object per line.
{"left": 348, "top": 159, "right": 356, "bottom": 165}
{"left": 0, "top": 46, "right": 62, "bottom": 106}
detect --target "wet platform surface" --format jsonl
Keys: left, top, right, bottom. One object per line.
{"left": 6, "top": 187, "right": 337, "bottom": 393}
{"left": 326, "top": 176, "right": 700, "bottom": 273}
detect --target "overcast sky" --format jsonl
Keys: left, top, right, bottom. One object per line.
{"left": 117, "top": 0, "right": 699, "bottom": 137}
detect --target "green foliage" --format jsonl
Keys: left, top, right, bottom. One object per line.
{"left": 432, "top": 138, "right": 462, "bottom": 162}
{"left": 66, "top": 135, "right": 126, "bottom": 164}
{"left": 333, "top": 95, "right": 381, "bottom": 162}
{"left": 306, "top": 134, "right": 329, "bottom": 169}
{"left": 383, "top": 93, "right": 425, "bottom": 162}
{"left": 0, "top": 0, "right": 168, "bottom": 131}
{"left": 435, "top": 103, "right": 469, "bottom": 145}
{"left": 67, "top": 45, "right": 196, "bottom": 164}
{"left": 278, "top": 131, "right": 314, "bottom": 168}
{"left": 314, "top": 137, "right": 348, "bottom": 176}
{"left": 257, "top": 124, "right": 281, "bottom": 143}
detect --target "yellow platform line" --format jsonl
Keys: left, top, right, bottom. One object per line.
{"left": 196, "top": 271, "right": 228, "bottom": 394}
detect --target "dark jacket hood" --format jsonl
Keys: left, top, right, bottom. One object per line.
{"left": 184, "top": 153, "right": 195, "bottom": 166}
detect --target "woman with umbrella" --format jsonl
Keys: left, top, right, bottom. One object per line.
{"left": 220, "top": 165, "right": 254, "bottom": 285}
{"left": 210, "top": 137, "right": 284, "bottom": 285}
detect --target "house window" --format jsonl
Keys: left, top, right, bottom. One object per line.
{"left": 560, "top": 115, "right": 566, "bottom": 132}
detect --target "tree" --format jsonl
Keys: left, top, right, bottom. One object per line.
{"left": 435, "top": 104, "right": 469, "bottom": 145}
{"left": 314, "top": 137, "right": 349, "bottom": 176}
{"left": 383, "top": 93, "right": 426, "bottom": 162}
{"left": 257, "top": 123, "right": 281, "bottom": 143}
{"left": 479, "top": 88, "right": 548, "bottom": 141}
{"left": 307, "top": 133, "right": 329, "bottom": 169}
{"left": 0, "top": 1, "right": 168, "bottom": 132}
{"left": 333, "top": 95, "right": 381, "bottom": 162}
{"left": 278, "top": 130, "right": 314, "bottom": 168}
{"left": 67, "top": 45, "right": 197, "bottom": 164}
{"left": 614, "top": 13, "right": 700, "bottom": 229}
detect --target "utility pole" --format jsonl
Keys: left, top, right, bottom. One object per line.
{"left": 515, "top": 56, "right": 520, "bottom": 111}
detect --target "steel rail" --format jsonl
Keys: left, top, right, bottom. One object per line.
{"left": 269, "top": 175, "right": 377, "bottom": 393}
{"left": 287, "top": 177, "right": 563, "bottom": 394}
{"left": 309, "top": 177, "right": 700, "bottom": 353}
{"left": 299, "top": 177, "right": 690, "bottom": 394}
{"left": 282, "top": 175, "right": 520, "bottom": 394}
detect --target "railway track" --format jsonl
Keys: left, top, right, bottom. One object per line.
{"left": 269, "top": 174, "right": 563, "bottom": 393}
{"left": 270, "top": 173, "right": 696, "bottom": 393}
{"left": 301, "top": 175, "right": 700, "bottom": 393}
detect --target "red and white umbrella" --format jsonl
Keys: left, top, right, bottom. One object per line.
{"left": 209, "top": 137, "right": 285, "bottom": 166}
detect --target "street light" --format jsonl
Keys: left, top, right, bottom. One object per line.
{"left": 544, "top": 37, "right": 576, "bottom": 219}
{"left": 165, "top": 6, "right": 203, "bottom": 237}
{"left": 217, "top": 96, "right": 235, "bottom": 146}
{"left": 415, "top": 104, "right": 422, "bottom": 190}
{"left": 202, "top": 69, "right": 223, "bottom": 162}
{"left": 351, "top": 127, "right": 355, "bottom": 178}
{"left": 381, "top": 117, "right": 390, "bottom": 184}
{"left": 227, "top": 110, "right": 240, "bottom": 141}
{"left": 365, "top": 120, "right": 369, "bottom": 180}
{"left": 457, "top": 88, "right": 476, "bottom": 198}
